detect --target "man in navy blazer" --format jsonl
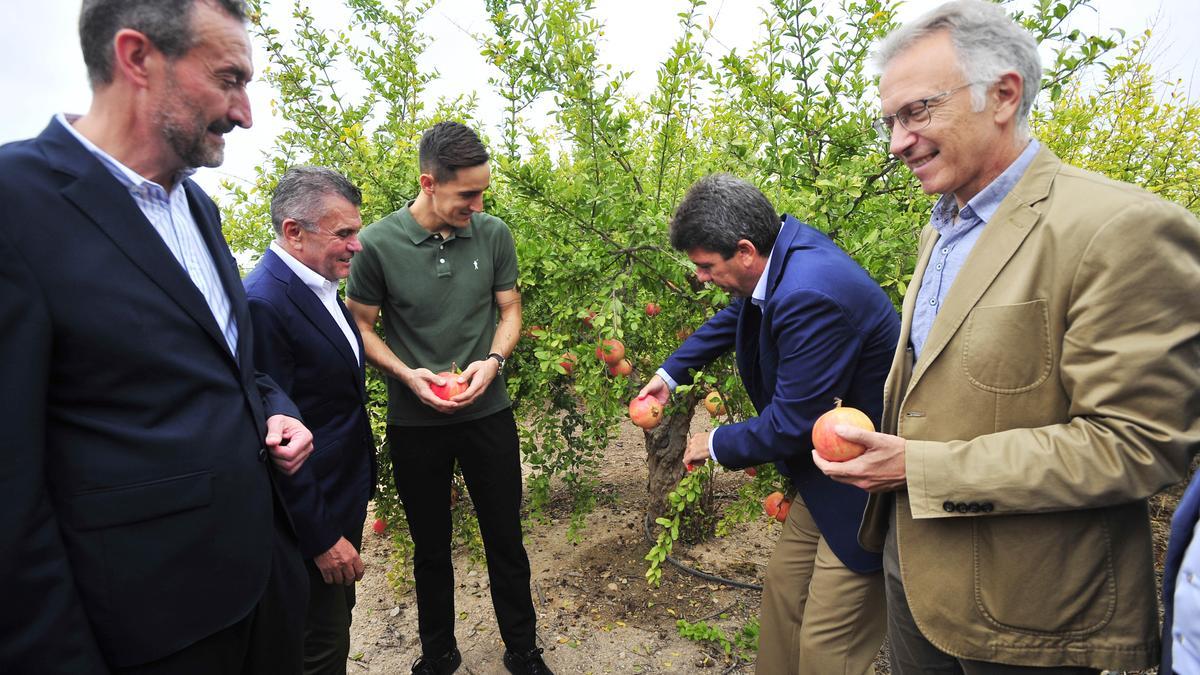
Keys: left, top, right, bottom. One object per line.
{"left": 638, "top": 174, "right": 899, "bottom": 674}
{"left": 0, "top": 0, "right": 314, "bottom": 672}
{"left": 244, "top": 166, "right": 376, "bottom": 674}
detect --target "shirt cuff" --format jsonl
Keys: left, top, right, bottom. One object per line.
{"left": 656, "top": 367, "right": 678, "bottom": 391}
{"left": 708, "top": 428, "right": 719, "bottom": 463}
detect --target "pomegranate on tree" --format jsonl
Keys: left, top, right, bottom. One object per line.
{"left": 628, "top": 396, "right": 663, "bottom": 429}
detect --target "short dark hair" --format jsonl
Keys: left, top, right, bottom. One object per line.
{"left": 79, "top": 0, "right": 248, "bottom": 88}
{"left": 418, "top": 122, "right": 490, "bottom": 183}
{"left": 669, "top": 174, "right": 780, "bottom": 258}
{"left": 270, "top": 166, "right": 362, "bottom": 236}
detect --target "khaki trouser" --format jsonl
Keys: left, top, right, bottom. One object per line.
{"left": 756, "top": 494, "right": 886, "bottom": 675}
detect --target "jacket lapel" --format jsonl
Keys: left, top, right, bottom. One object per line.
{"left": 882, "top": 225, "right": 937, "bottom": 431}
{"left": 47, "top": 124, "right": 237, "bottom": 368}
{"left": 184, "top": 180, "right": 247, "bottom": 369}
{"left": 740, "top": 216, "right": 802, "bottom": 405}
{"left": 265, "top": 250, "right": 362, "bottom": 387}
{"left": 905, "top": 147, "right": 1059, "bottom": 394}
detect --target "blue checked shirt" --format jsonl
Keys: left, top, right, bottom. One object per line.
{"left": 1174, "top": 523, "right": 1200, "bottom": 673}
{"left": 56, "top": 114, "right": 239, "bottom": 358}
{"left": 909, "top": 139, "right": 1040, "bottom": 359}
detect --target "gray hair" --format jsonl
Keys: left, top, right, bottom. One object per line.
{"left": 270, "top": 166, "right": 363, "bottom": 236}
{"left": 874, "top": 0, "right": 1041, "bottom": 134}
{"left": 670, "top": 174, "right": 780, "bottom": 258}
{"left": 79, "top": 0, "right": 248, "bottom": 88}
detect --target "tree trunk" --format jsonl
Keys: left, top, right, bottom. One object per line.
{"left": 643, "top": 389, "right": 715, "bottom": 543}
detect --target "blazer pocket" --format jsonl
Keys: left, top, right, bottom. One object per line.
{"left": 972, "top": 510, "right": 1116, "bottom": 636}
{"left": 68, "top": 471, "right": 214, "bottom": 531}
{"left": 961, "top": 300, "right": 1052, "bottom": 393}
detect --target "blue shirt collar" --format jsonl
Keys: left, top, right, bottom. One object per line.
{"left": 930, "top": 138, "right": 1040, "bottom": 231}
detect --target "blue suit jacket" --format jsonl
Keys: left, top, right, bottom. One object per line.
{"left": 0, "top": 119, "right": 300, "bottom": 671}
{"left": 661, "top": 216, "right": 900, "bottom": 573}
{"left": 1163, "top": 473, "right": 1200, "bottom": 673}
{"left": 244, "top": 249, "right": 376, "bottom": 559}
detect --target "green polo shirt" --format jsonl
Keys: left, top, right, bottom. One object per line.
{"left": 347, "top": 204, "right": 518, "bottom": 426}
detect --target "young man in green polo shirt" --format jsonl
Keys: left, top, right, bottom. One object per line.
{"left": 346, "top": 122, "right": 550, "bottom": 675}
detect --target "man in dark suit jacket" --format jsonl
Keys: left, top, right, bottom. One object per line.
{"left": 637, "top": 174, "right": 900, "bottom": 674}
{"left": 0, "top": 0, "right": 314, "bottom": 672}
{"left": 244, "top": 166, "right": 377, "bottom": 674}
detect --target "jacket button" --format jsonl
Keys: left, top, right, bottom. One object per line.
{"left": 258, "top": 447, "right": 268, "bottom": 462}
{"left": 943, "top": 501, "right": 956, "bottom": 513}
{"left": 956, "top": 502, "right": 970, "bottom": 513}
{"left": 981, "top": 502, "right": 994, "bottom": 513}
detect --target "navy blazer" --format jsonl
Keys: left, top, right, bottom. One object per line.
{"left": 1163, "top": 473, "right": 1200, "bottom": 673}
{"left": 661, "top": 216, "right": 900, "bottom": 573}
{"left": 0, "top": 119, "right": 301, "bottom": 671}
{"left": 244, "top": 249, "right": 376, "bottom": 559}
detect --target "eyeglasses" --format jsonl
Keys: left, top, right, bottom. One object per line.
{"left": 871, "top": 82, "right": 978, "bottom": 141}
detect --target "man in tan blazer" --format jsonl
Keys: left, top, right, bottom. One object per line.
{"left": 813, "top": 1, "right": 1200, "bottom": 672}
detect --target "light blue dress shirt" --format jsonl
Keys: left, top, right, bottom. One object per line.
{"left": 909, "top": 139, "right": 1040, "bottom": 359}
{"left": 56, "top": 113, "right": 239, "bottom": 358}
{"left": 1174, "top": 522, "right": 1200, "bottom": 673}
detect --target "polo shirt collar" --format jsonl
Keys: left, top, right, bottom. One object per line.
{"left": 399, "top": 203, "right": 475, "bottom": 245}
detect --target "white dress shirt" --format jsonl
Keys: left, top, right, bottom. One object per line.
{"left": 269, "top": 241, "right": 361, "bottom": 363}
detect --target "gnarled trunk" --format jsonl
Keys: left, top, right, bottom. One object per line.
{"left": 643, "top": 390, "right": 715, "bottom": 543}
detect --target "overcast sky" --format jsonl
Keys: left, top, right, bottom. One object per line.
{"left": 3, "top": 0, "right": 1196, "bottom": 196}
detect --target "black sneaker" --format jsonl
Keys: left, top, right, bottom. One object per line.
{"left": 503, "top": 647, "right": 553, "bottom": 675}
{"left": 411, "top": 646, "right": 462, "bottom": 674}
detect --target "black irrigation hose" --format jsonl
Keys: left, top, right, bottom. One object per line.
{"left": 643, "top": 514, "right": 764, "bottom": 592}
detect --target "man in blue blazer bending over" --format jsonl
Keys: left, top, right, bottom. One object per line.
{"left": 245, "top": 166, "right": 377, "bottom": 674}
{"left": 638, "top": 174, "right": 899, "bottom": 674}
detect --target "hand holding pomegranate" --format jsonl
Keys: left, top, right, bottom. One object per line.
{"left": 447, "top": 357, "right": 504, "bottom": 407}
{"left": 401, "top": 366, "right": 461, "bottom": 414}
{"left": 811, "top": 422, "right": 908, "bottom": 493}
{"left": 636, "top": 374, "right": 670, "bottom": 407}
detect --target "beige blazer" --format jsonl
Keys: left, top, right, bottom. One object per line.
{"left": 861, "top": 147, "right": 1200, "bottom": 668}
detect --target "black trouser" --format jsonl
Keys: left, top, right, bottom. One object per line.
{"left": 118, "top": 507, "right": 309, "bottom": 675}
{"left": 388, "top": 407, "right": 536, "bottom": 657}
{"left": 301, "top": 527, "right": 363, "bottom": 675}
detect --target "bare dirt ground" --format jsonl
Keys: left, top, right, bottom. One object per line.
{"left": 345, "top": 411, "right": 1191, "bottom": 674}
{"left": 348, "top": 412, "right": 773, "bottom": 674}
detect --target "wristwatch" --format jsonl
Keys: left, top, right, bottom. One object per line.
{"left": 487, "top": 352, "right": 506, "bottom": 372}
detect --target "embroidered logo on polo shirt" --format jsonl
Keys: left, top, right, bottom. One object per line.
{"left": 473, "top": 259, "right": 479, "bottom": 270}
